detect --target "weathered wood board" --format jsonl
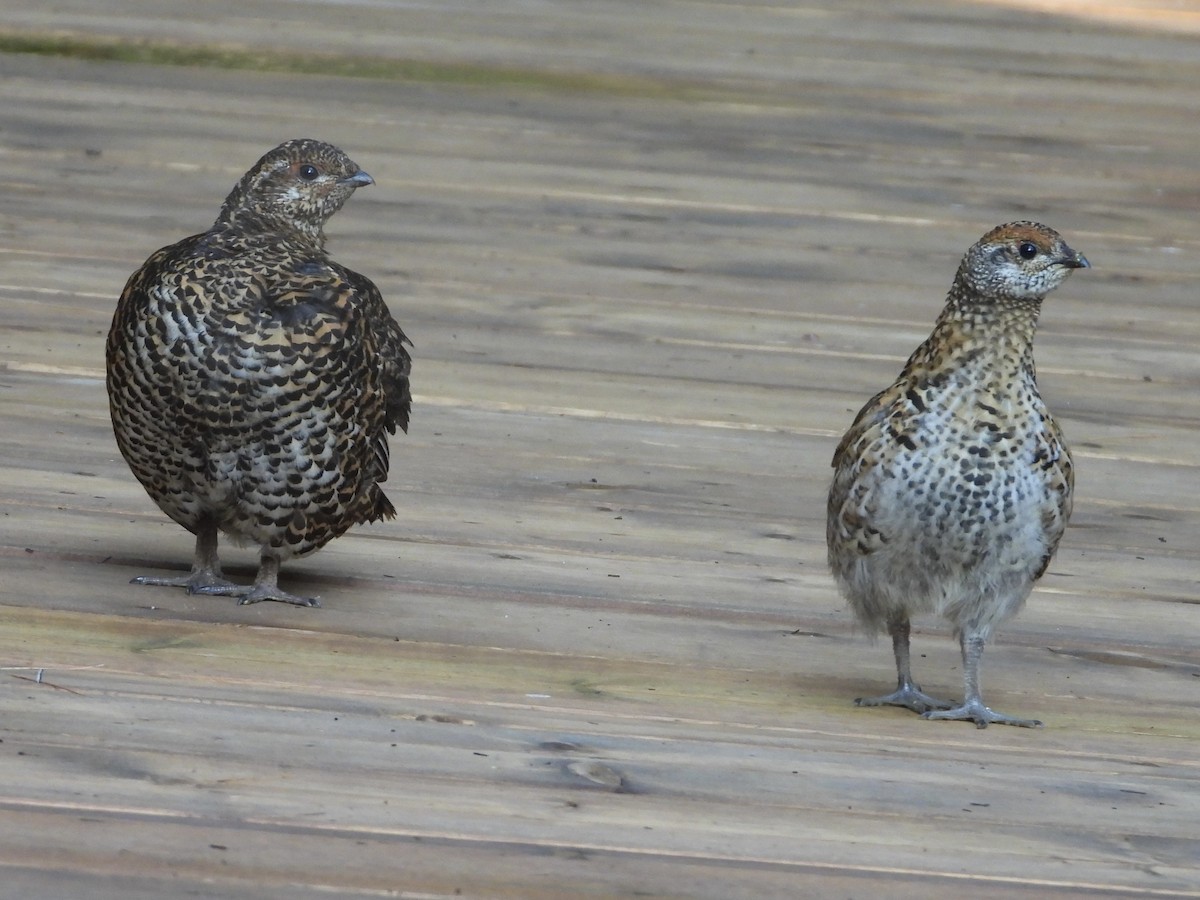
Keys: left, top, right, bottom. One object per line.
{"left": 1, "top": 1, "right": 1199, "bottom": 896}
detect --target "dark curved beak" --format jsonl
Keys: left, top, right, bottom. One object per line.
{"left": 341, "top": 171, "right": 375, "bottom": 188}
{"left": 1063, "top": 249, "right": 1089, "bottom": 269}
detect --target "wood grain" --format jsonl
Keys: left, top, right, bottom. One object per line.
{"left": 1, "top": 1, "right": 1199, "bottom": 896}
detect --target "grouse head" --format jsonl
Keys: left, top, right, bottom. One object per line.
{"left": 215, "top": 138, "right": 374, "bottom": 245}
{"left": 956, "top": 221, "right": 1089, "bottom": 303}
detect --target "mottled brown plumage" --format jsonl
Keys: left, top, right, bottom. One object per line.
{"left": 106, "top": 139, "right": 411, "bottom": 607}
{"left": 827, "top": 222, "right": 1088, "bottom": 727}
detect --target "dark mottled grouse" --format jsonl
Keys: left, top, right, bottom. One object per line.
{"left": 106, "top": 139, "right": 411, "bottom": 607}
{"left": 827, "top": 222, "right": 1088, "bottom": 727}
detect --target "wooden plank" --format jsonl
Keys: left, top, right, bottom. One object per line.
{"left": 2, "top": 1, "right": 1200, "bottom": 897}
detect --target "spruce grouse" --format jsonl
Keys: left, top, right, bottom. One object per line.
{"left": 106, "top": 139, "right": 411, "bottom": 607}
{"left": 826, "top": 221, "right": 1088, "bottom": 727}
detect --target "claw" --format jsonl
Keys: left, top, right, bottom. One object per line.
{"left": 923, "top": 700, "right": 1042, "bottom": 729}
{"left": 131, "top": 571, "right": 240, "bottom": 593}
{"left": 856, "top": 683, "right": 955, "bottom": 714}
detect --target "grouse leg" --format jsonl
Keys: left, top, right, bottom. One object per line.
{"left": 923, "top": 634, "right": 1042, "bottom": 728}
{"left": 130, "top": 517, "right": 240, "bottom": 593}
{"left": 856, "top": 614, "right": 955, "bottom": 713}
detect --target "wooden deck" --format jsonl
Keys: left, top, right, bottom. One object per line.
{"left": 2, "top": 1, "right": 1200, "bottom": 896}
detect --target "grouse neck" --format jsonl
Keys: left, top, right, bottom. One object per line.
{"left": 934, "top": 283, "right": 1042, "bottom": 358}
{"left": 213, "top": 180, "right": 328, "bottom": 250}
{"left": 900, "top": 286, "right": 1044, "bottom": 387}
{"left": 210, "top": 211, "right": 327, "bottom": 255}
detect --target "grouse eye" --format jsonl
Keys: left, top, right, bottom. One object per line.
{"left": 1017, "top": 241, "right": 1039, "bottom": 260}
{"left": 298, "top": 164, "right": 320, "bottom": 181}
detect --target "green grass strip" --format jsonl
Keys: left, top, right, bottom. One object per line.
{"left": 0, "top": 30, "right": 705, "bottom": 98}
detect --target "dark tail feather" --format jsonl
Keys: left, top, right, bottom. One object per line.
{"left": 370, "top": 488, "right": 396, "bottom": 522}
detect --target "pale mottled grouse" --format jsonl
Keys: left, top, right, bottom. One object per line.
{"left": 827, "top": 222, "right": 1088, "bottom": 727}
{"left": 106, "top": 139, "right": 411, "bottom": 607}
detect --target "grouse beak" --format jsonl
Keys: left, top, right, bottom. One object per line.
{"left": 1063, "top": 250, "right": 1089, "bottom": 269}
{"left": 341, "top": 170, "right": 375, "bottom": 188}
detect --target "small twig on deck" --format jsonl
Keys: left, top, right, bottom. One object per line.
{"left": 6, "top": 668, "right": 84, "bottom": 694}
